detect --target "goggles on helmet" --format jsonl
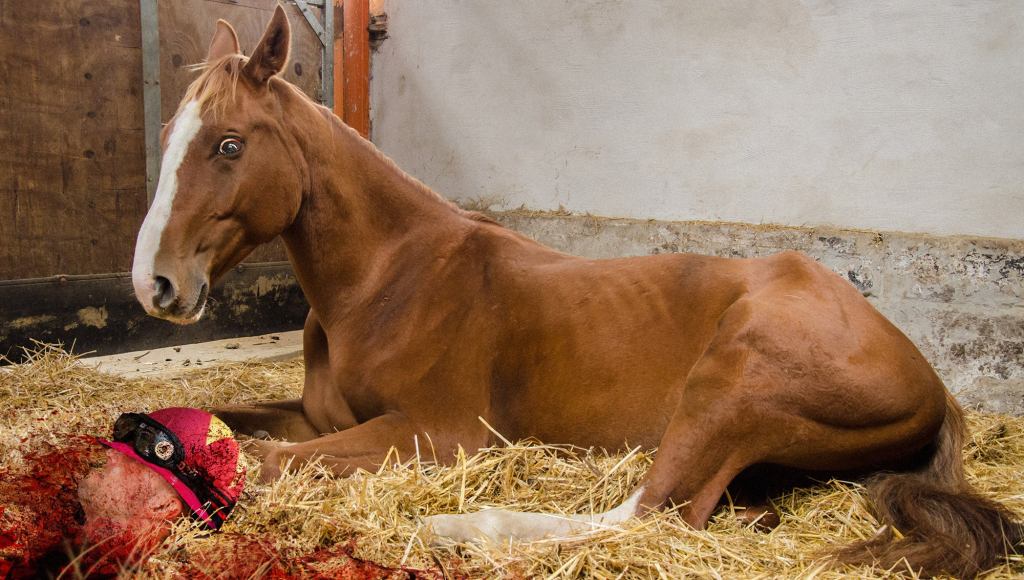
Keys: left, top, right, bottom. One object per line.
{"left": 111, "top": 412, "right": 235, "bottom": 529}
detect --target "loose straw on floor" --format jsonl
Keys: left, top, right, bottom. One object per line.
{"left": 2, "top": 345, "right": 1022, "bottom": 579}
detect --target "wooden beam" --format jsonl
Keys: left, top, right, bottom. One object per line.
{"left": 341, "top": 0, "right": 370, "bottom": 137}
{"left": 140, "top": 0, "right": 162, "bottom": 205}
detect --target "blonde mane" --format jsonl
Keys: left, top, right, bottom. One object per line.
{"left": 181, "top": 55, "right": 249, "bottom": 118}
{"left": 370, "top": 146, "right": 497, "bottom": 224}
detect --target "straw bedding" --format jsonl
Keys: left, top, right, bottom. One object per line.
{"left": 1, "top": 345, "right": 1022, "bottom": 578}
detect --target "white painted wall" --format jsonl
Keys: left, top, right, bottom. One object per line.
{"left": 370, "top": 1, "right": 1024, "bottom": 240}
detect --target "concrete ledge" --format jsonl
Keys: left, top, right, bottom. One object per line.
{"left": 494, "top": 211, "right": 1024, "bottom": 414}
{"left": 80, "top": 330, "right": 303, "bottom": 379}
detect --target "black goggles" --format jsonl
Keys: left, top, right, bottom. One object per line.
{"left": 111, "top": 413, "right": 235, "bottom": 529}
{"left": 113, "top": 413, "right": 185, "bottom": 467}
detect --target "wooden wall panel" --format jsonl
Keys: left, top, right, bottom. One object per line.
{"left": 0, "top": 0, "right": 326, "bottom": 278}
{"left": 0, "top": 0, "right": 149, "bottom": 279}
{"left": 159, "top": 0, "right": 324, "bottom": 120}
{"left": 1, "top": 263, "right": 308, "bottom": 361}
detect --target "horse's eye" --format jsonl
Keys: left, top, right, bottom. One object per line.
{"left": 218, "top": 138, "right": 243, "bottom": 156}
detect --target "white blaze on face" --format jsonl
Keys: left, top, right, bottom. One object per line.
{"left": 131, "top": 100, "right": 204, "bottom": 308}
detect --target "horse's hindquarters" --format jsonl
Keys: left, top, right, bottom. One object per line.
{"left": 696, "top": 254, "right": 948, "bottom": 473}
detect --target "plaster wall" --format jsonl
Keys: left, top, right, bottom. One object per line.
{"left": 371, "top": 1, "right": 1024, "bottom": 240}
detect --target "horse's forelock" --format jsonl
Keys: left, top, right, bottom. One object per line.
{"left": 180, "top": 54, "right": 248, "bottom": 120}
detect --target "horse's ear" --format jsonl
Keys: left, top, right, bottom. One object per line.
{"left": 243, "top": 5, "right": 290, "bottom": 84}
{"left": 208, "top": 19, "right": 241, "bottom": 62}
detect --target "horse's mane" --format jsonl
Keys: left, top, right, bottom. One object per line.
{"left": 366, "top": 142, "right": 498, "bottom": 224}
{"left": 181, "top": 55, "right": 497, "bottom": 225}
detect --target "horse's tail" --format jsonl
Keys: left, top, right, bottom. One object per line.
{"left": 835, "top": 393, "right": 1022, "bottom": 577}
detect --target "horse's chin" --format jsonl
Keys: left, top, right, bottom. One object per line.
{"left": 150, "top": 298, "right": 207, "bottom": 325}
{"left": 176, "top": 303, "right": 207, "bottom": 325}
{"left": 172, "top": 302, "right": 207, "bottom": 325}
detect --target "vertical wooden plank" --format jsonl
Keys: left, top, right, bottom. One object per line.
{"left": 323, "top": 0, "right": 334, "bottom": 109}
{"left": 140, "top": 0, "right": 162, "bottom": 205}
{"left": 342, "top": 0, "right": 369, "bottom": 137}
{"left": 0, "top": 0, "right": 149, "bottom": 279}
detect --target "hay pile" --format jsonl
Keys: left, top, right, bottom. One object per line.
{"left": 1, "top": 345, "right": 1022, "bottom": 578}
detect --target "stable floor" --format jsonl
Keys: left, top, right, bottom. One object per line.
{"left": 1, "top": 346, "right": 1022, "bottom": 578}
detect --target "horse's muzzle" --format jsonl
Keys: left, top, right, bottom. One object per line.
{"left": 136, "top": 274, "right": 209, "bottom": 324}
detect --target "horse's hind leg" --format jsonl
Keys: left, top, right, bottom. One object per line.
{"left": 634, "top": 338, "right": 770, "bottom": 528}
{"left": 425, "top": 338, "right": 771, "bottom": 544}
{"left": 425, "top": 320, "right": 777, "bottom": 544}
{"left": 637, "top": 305, "right": 945, "bottom": 531}
{"left": 726, "top": 465, "right": 792, "bottom": 530}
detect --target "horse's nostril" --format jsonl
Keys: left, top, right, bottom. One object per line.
{"left": 153, "top": 275, "right": 177, "bottom": 310}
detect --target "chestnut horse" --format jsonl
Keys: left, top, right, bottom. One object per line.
{"left": 131, "top": 8, "right": 1020, "bottom": 577}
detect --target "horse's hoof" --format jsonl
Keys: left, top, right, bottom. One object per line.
{"left": 259, "top": 457, "right": 284, "bottom": 483}
{"left": 252, "top": 430, "right": 271, "bottom": 440}
{"left": 735, "top": 505, "right": 781, "bottom": 531}
{"left": 242, "top": 438, "right": 291, "bottom": 461}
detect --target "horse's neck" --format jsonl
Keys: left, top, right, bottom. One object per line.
{"left": 281, "top": 105, "right": 467, "bottom": 323}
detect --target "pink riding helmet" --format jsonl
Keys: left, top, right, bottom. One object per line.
{"left": 98, "top": 407, "right": 245, "bottom": 529}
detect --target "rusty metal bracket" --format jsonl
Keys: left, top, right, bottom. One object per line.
{"left": 292, "top": 0, "right": 334, "bottom": 108}
{"left": 369, "top": 11, "right": 388, "bottom": 50}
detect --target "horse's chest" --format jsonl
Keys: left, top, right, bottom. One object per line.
{"left": 321, "top": 347, "right": 407, "bottom": 421}
{"left": 322, "top": 305, "right": 482, "bottom": 416}
{"left": 300, "top": 325, "right": 405, "bottom": 430}
{"left": 335, "top": 375, "right": 389, "bottom": 421}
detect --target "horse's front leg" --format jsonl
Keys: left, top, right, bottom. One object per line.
{"left": 257, "top": 412, "right": 426, "bottom": 482}
{"left": 211, "top": 399, "right": 320, "bottom": 442}
{"left": 214, "top": 310, "right": 349, "bottom": 443}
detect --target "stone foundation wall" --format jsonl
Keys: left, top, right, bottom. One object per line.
{"left": 493, "top": 212, "right": 1024, "bottom": 415}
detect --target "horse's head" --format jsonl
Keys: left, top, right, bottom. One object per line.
{"left": 132, "top": 7, "right": 304, "bottom": 323}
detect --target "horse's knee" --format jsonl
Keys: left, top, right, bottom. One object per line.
{"left": 209, "top": 404, "right": 260, "bottom": 434}
{"left": 259, "top": 456, "right": 284, "bottom": 483}
{"left": 242, "top": 437, "right": 294, "bottom": 460}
